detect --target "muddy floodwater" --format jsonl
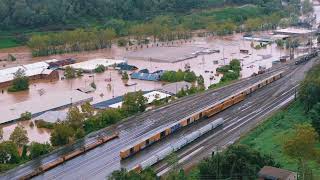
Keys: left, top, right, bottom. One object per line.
{"left": 0, "top": 30, "right": 310, "bottom": 143}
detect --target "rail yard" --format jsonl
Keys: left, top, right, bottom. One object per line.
{"left": 1, "top": 51, "right": 316, "bottom": 179}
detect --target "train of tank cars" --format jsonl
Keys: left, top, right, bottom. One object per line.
{"left": 295, "top": 50, "right": 318, "bottom": 65}
{"left": 19, "top": 133, "right": 119, "bottom": 180}
{"left": 121, "top": 71, "right": 285, "bottom": 172}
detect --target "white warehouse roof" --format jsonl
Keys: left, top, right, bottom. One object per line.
{"left": 109, "top": 91, "right": 171, "bottom": 108}
{"left": 64, "top": 58, "right": 125, "bottom": 72}
{"left": 0, "top": 62, "right": 50, "bottom": 84}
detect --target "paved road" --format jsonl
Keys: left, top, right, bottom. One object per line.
{"left": 154, "top": 58, "right": 317, "bottom": 176}
{"left": 0, "top": 61, "right": 307, "bottom": 180}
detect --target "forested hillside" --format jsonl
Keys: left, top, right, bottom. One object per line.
{"left": 0, "top": 0, "right": 284, "bottom": 30}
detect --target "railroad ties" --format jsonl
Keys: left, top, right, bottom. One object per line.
{"left": 19, "top": 133, "right": 119, "bottom": 180}
{"left": 122, "top": 71, "right": 284, "bottom": 171}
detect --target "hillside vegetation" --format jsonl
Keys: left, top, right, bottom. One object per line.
{"left": 0, "top": 0, "right": 282, "bottom": 30}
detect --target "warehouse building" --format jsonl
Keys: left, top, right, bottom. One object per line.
{"left": 0, "top": 90, "right": 93, "bottom": 124}
{"left": 130, "top": 70, "right": 165, "bottom": 81}
{"left": 93, "top": 90, "right": 171, "bottom": 109}
{"left": 0, "top": 62, "right": 59, "bottom": 88}
{"left": 159, "top": 81, "right": 192, "bottom": 95}
{"left": 64, "top": 58, "right": 125, "bottom": 73}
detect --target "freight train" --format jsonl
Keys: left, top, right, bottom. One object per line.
{"left": 132, "top": 118, "right": 224, "bottom": 172}
{"left": 19, "top": 133, "right": 119, "bottom": 180}
{"left": 295, "top": 50, "right": 318, "bottom": 65}
{"left": 120, "top": 71, "right": 284, "bottom": 160}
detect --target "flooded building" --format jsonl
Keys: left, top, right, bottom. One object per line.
{"left": 0, "top": 90, "right": 93, "bottom": 124}
{"left": 64, "top": 58, "right": 125, "bottom": 73}
{"left": 0, "top": 62, "right": 59, "bottom": 88}
{"left": 159, "top": 81, "right": 192, "bottom": 95}
{"left": 93, "top": 90, "right": 171, "bottom": 109}
{"left": 131, "top": 70, "right": 164, "bottom": 81}
{"left": 274, "top": 28, "right": 316, "bottom": 36}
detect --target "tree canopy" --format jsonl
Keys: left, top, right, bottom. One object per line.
{"left": 9, "top": 126, "right": 29, "bottom": 148}
{"left": 198, "top": 145, "right": 279, "bottom": 179}
{"left": 0, "top": 0, "right": 283, "bottom": 29}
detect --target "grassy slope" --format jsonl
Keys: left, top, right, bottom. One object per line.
{"left": 239, "top": 101, "right": 320, "bottom": 177}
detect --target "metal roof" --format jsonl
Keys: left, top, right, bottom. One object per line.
{"left": 65, "top": 59, "right": 125, "bottom": 72}
{"left": 0, "top": 90, "right": 93, "bottom": 124}
{"left": 0, "top": 62, "right": 50, "bottom": 84}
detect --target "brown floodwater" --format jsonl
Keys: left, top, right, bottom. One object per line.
{"left": 0, "top": 30, "right": 312, "bottom": 143}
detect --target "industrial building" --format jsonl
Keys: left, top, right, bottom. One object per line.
{"left": 0, "top": 90, "right": 93, "bottom": 124}
{"left": 0, "top": 62, "right": 59, "bottom": 88}
{"left": 159, "top": 81, "right": 192, "bottom": 95}
{"left": 130, "top": 70, "right": 165, "bottom": 81}
{"left": 64, "top": 58, "right": 125, "bottom": 72}
{"left": 93, "top": 90, "right": 171, "bottom": 109}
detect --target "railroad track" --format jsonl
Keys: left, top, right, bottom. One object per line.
{"left": 0, "top": 61, "right": 299, "bottom": 180}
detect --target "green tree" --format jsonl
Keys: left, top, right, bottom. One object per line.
{"left": 121, "top": 71, "right": 129, "bottom": 80}
{"left": 81, "top": 102, "right": 94, "bottom": 118}
{"left": 199, "top": 145, "right": 279, "bottom": 179}
{"left": 64, "top": 66, "right": 76, "bottom": 79}
{"left": 9, "top": 126, "right": 29, "bottom": 148}
{"left": 94, "top": 65, "right": 106, "bottom": 73}
{"left": 20, "top": 111, "right": 32, "bottom": 120}
{"left": 29, "top": 142, "right": 52, "bottom": 159}
{"left": 283, "top": 124, "right": 320, "bottom": 180}
{"left": 310, "top": 103, "right": 320, "bottom": 136}
{"left": 8, "top": 69, "right": 29, "bottom": 92}
{"left": 184, "top": 71, "right": 197, "bottom": 83}
{"left": 122, "top": 91, "right": 147, "bottom": 115}
{"left": 50, "top": 123, "right": 74, "bottom": 146}
{"left": 299, "top": 64, "right": 320, "bottom": 112}
{"left": 0, "top": 141, "right": 20, "bottom": 164}
{"left": 66, "top": 106, "right": 85, "bottom": 130}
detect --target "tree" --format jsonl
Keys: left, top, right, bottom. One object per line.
{"left": 299, "top": 64, "right": 320, "bottom": 112}
{"left": 122, "top": 91, "right": 147, "bottom": 114}
{"left": 121, "top": 71, "right": 129, "bottom": 80}
{"left": 50, "top": 123, "right": 74, "bottom": 146}
{"left": 197, "top": 75, "right": 205, "bottom": 88}
{"left": 310, "top": 103, "right": 320, "bottom": 136}
{"left": 8, "top": 69, "right": 29, "bottom": 92}
{"left": 109, "top": 168, "right": 157, "bottom": 180}
{"left": 198, "top": 145, "right": 279, "bottom": 179}
{"left": 302, "top": 0, "right": 313, "bottom": 15}
{"left": 66, "top": 106, "right": 85, "bottom": 130}
{"left": 94, "top": 65, "right": 106, "bottom": 73}
{"left": 81, "top": 102, "right": 94, "bottom": 118}
{"left": 9, "top": 126, "right": 29, "bottom": 148}
{"left": 64, "top": 66, "right": 76, "bottom": 79}
{"left": 283, "top": 124, "right": 320, "bottom": 180}
{"left": 29, "top": 142, "right": 52, "bottom": 159}
{"left": 0, "top": 141, "right": 20, "bottom": 164}
{"left": 20, "top": 111, "right": 32, "bottom": 120}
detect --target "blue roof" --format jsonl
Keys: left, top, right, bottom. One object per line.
{"left": 130, "top": 70, "right": 165, "bottom": 81}
{"left": 93, "top": 91, "right": 152, "bottom": 109}
{"left": 116, "top": 63, "right": 138, "bottom": 71}
{"left": 131, "top": 73, "right": 161, "bottom": 81}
